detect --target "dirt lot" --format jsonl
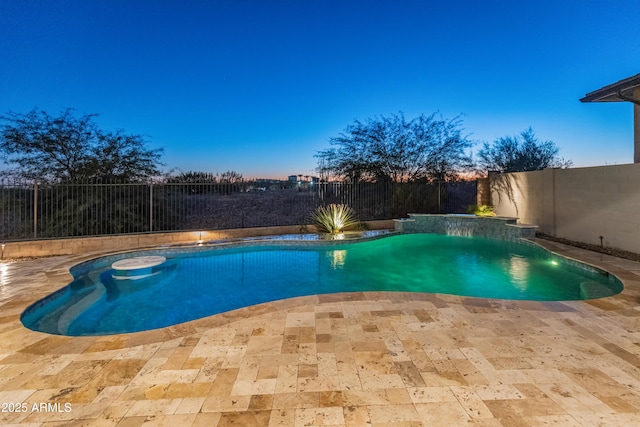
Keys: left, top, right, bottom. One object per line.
{"left": 167, "top": 189, "right": 321, "bottom": 230}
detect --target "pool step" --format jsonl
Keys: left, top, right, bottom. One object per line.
{"left": 57, "top": 285, "right": 105, "bottom": 335}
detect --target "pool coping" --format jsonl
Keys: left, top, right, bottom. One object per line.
{"left": 11, "top": 232, "right": 638, "bottom": 348}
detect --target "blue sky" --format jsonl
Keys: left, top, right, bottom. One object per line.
{"left": 1, "top": 0, "right": 639, "bottom": 178}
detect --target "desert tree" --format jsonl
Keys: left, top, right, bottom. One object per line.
{"left": 218, "top": 170, "right": 243, "bottom": 184}
{"left": 412, "top": 113, "right": 474, "bottom": 181}
{"left": 85, "top": 131, "right": 163, "bottom": 182}
{"left": 315, "top": 112, "right": 473, "bottom": 183}
{"left": 0, "top": 108, "right": 163, "bottom": 182}
{"left": 315, "top": 120, "right": 373, "bottom": 182}
{"left": 165, "top": 171, "right": 218, "bottom": 184}
{"left": 478, "top": 127, "right": 572, "bottom": 173}
{"left": 0, "top": 109, "right": 164, "bottom": 238}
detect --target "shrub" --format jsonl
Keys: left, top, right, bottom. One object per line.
{"left": 467, "top": 204, "right": 496, "bottom": 217}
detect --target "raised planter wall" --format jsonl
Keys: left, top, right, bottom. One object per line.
{"left": 2, "top": 220, "right": 395, "bottom": 259}
{"left": 394, "top": 214, "right": 537, "bottom": 240}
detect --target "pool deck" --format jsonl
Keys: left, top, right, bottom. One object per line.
{"left": 2, "top": 238, "right": 640, "bottom": 426}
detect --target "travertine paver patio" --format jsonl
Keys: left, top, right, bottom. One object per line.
{"left": 2, "top": 239, "right": 640, "bottom": 426}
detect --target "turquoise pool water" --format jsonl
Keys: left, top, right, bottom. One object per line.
{"left": 21, "top": 234, "right": 622, "bottom": 336}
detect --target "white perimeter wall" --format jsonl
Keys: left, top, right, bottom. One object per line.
{"left": 490, "top": 163, "right": 640, "bottom": 253}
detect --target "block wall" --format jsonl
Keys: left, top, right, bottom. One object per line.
{"left": 490, "top": 163, "right": 640, "bottom": 253}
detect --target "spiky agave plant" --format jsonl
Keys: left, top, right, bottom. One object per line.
{"left": 312, "top": 204, "right": 358, "bottom": 234}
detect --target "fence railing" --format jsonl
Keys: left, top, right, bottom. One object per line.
{"left": 0, "top": 180, "right": 477, "bottom": 241}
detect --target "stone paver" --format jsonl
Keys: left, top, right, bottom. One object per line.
{"left": 1, "top": 238, "right": 640, "bottom": 426}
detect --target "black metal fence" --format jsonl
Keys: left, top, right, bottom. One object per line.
{"left": 0, "top": 179, "right": 477, "bottom": 241}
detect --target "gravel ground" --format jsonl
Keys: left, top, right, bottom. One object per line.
{"left": 536, "top": 232, "right": 640, "bottom": 262}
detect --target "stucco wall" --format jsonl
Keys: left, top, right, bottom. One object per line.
{"left": 490, "top": 163, "right": 640, "bottom": 253}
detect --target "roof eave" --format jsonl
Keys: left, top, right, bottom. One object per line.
{"left": 581, "top": 73, "right": 640, "bottom": 103}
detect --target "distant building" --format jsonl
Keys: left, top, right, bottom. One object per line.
{"left": 288, "top": 175, "right": 319, "bottom": 183}
{"left": 286, "top": 174, "right": 320, "bottom": 188}
{"left": 253, "top": 178, "right": 287, "bottom": 191}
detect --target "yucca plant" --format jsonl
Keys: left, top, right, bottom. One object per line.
{"left": 311, "top": 204, "right": 358, "bottom": 234}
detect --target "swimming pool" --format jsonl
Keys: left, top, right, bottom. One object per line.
{"left": 21, "top": 234, "right": 622, "bottom": 336}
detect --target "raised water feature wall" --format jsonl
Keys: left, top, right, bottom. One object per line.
{"left": 394, "top": 214, "right": 537, "bottom": 240}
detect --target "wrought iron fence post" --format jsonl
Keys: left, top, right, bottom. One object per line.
{"left": 149, "top": 183, "right": 153, "bottom": 232}
{"left": 33, "top": 180, "right": 38, "bottom": 239}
